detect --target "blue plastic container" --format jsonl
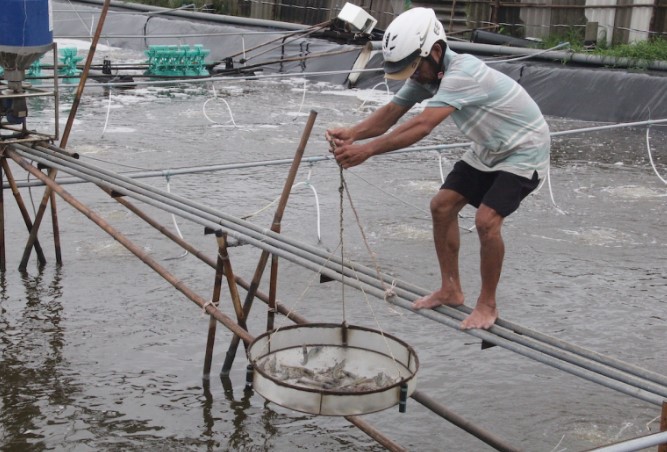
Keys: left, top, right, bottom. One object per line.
{"left": 0, "top": 0, "right": 53, "bottom": 50}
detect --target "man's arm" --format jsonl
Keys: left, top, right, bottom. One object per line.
{"left": 333, "top": 105, "right": 456, "bottom": 168}
{"left": 326, "top": 102, "right": 411, "bottom": 146}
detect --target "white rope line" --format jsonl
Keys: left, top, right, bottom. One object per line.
{"left": 357, "top": 80, "right": 390, "bottom": 111}
{"left": 101, "top": 90, "right": 113, "bottom": 137}
{"left": 295, "top": 78, "right": 307, "bottom": 117}
{"left": 646, "top": 125, "right": 667, "bottom": 185}
{"left": 545, "top": 163, "right": 567, "bottom": 215}
{"left": 164, "top": 172, "right": 189, "bottom": 260}
{"left": 240, "top": 171, "right": 322, "bottom": 241}
{"left": 202, "top": 83, "right": 238, "bottom": 127}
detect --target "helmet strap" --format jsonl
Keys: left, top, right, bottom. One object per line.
{"left": 425, "top": 42, "right": 446, "bottom": 80}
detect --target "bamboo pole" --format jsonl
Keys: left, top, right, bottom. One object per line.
{"left": 50, "top": 188, "right": 62, "bottom": 264}
{"left": 103, "top": 186, "right": 299, "bottom": 322}
{"left": 1, "top": 159, "right": 47, "bottom": 264}
{"left": 344, "top": 416, "right": 407, "bottom": 452}
{"left": 19, "top": 166, "right": 56, "bottom": 271}
{"left": 267, "top": 253, "right": 278, "bottom": 330}
{"left": 411, "top": 390, "right": 520, "bottom": 452}
{"left": 8, "top": 149, "right": 253, "bottom": 344}
{"left": 203, "top": 235, "right": 226, "bottom": 378}
{"left": 16, "top": 140, "right": 667, "bottom": 404}
{"left": 19, "top": 0, "right": 111, "bottom": 271}
{"left": 220, "top": 110, "right": 317, "bottom": 375}
{"left": 218, "top": 233, "right": 247, "bottom": 332}
{"left": 8, "top": 148, "right": 414, "bottom": 452}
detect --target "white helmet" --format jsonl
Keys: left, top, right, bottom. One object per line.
{"left": 382, "top": 8, "right": 446, "bottom": 80}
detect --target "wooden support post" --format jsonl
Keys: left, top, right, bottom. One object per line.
{"left": 1, "top": 159, "right": 47, "bottom": 265}
{"left": 203, "top": 234, "right": 226, "bottom": 378}
{"left": 8, "top": 148, "right": 253, "bottom": 344}
{"left": 267, "top": 253, "right": 278, "bottom": 331}
{"left": 659, "top": 400, "right": 667, "bottom": 452}
{"left": 220, "top": 110, "right": 317, "bottom": 376}
{"left": 50, "top": 183, "right": 62, "bottom": 264}
{"left": 217, "top": 233, "right": 247, "bottom": 333}
{"left": 19, "top": 166, "right": 56, "bottom": 271}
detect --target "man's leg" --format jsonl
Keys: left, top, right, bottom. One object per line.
{"left": 413, "top": 189, "right": 467, "bottom": 310}
{"left": 460, "top": 203, "right": 504, "bottom": 329}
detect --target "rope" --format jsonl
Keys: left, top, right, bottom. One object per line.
{"left": 338, "top": 162, "right": 347, "bottom": 323}
{"left": 164, "top": 172, "right": 189, "bottom": 260}
{"left": 294, "top": 78, "right": 308, "bottom": 118}
{"left": 101, "top": 90, "right": 113, "bottom": 137}
{"left": 329, "top": 138, "right": 404, "bottom": 373}
{"left": 202, "top": 84, "right": 239, "bottom": 127}
{"left": 201, "top": 299, "right": 218, "bottom": 317}
{"left": 646, "top": 124, "right": 667, "bottom": 185}
{"left": 240, "top": 173, "right": 322, "bottom": 242}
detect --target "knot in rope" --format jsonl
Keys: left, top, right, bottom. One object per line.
{"left": 383, "top": 280, "right": 397, "bottom": 301}
{"left": 201, "top": 299, "right": 218, "bottom": 317}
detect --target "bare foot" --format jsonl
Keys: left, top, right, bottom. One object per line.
{"left": 412, "top": 290, "right": 464, "bottom": 310}
{"left": 460, "top": 303, "right": 498, "bottom": 330}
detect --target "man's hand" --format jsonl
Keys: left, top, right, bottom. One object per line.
{"left": 332, "top": 143, "right": 373, "bottom": 169}
{"left": 325, "top": 127, "right": 371, "bottom": 168}
{"left": 325, "top": 128, "right": 354, "bottom": 152}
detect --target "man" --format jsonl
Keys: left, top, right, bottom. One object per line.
{"left": 326, "top": 7, "right": 550, "bottom": 330}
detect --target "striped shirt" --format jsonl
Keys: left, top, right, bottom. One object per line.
{"left": 392, "top": 49, "right": 551, "bottom": 179}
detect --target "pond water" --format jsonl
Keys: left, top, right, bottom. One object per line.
{"left": 1, "top": 11, "right": 667, "bottom": 452}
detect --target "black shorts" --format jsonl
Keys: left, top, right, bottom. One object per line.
{"left": 442, "top": 161, "right": 540, "bottom": 217}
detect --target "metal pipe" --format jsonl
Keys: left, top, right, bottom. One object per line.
{"left": 391, "top": 296, "right": 665, "bottom": 406}
{"left": 103, "top": 186, "right": 299, "bottom": 328}
{"left": 7, "top": 151, "right": 408, "bottom": 452}
{"left": 363, "top": 40, "right": 667, "bottom": 72}
{"left": 15, "top": 145, "right": 667, "bottom": 394}
{"left": 15, "top": 144, "right": 401, "bottom": 298}
{"left": 4, "top": 118, "right": 663, "bottom": 191}
{"left": 69, "top": 0, "right": 309, "bottom": 31}
{"left": 586, "top": 431, "right": 667, "bottom": 451}
{"left": 7, "top": 149, "right": 254, "bottom": 344}
{"left": 11, "top": 143, "right": 667, "bottom": 405}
